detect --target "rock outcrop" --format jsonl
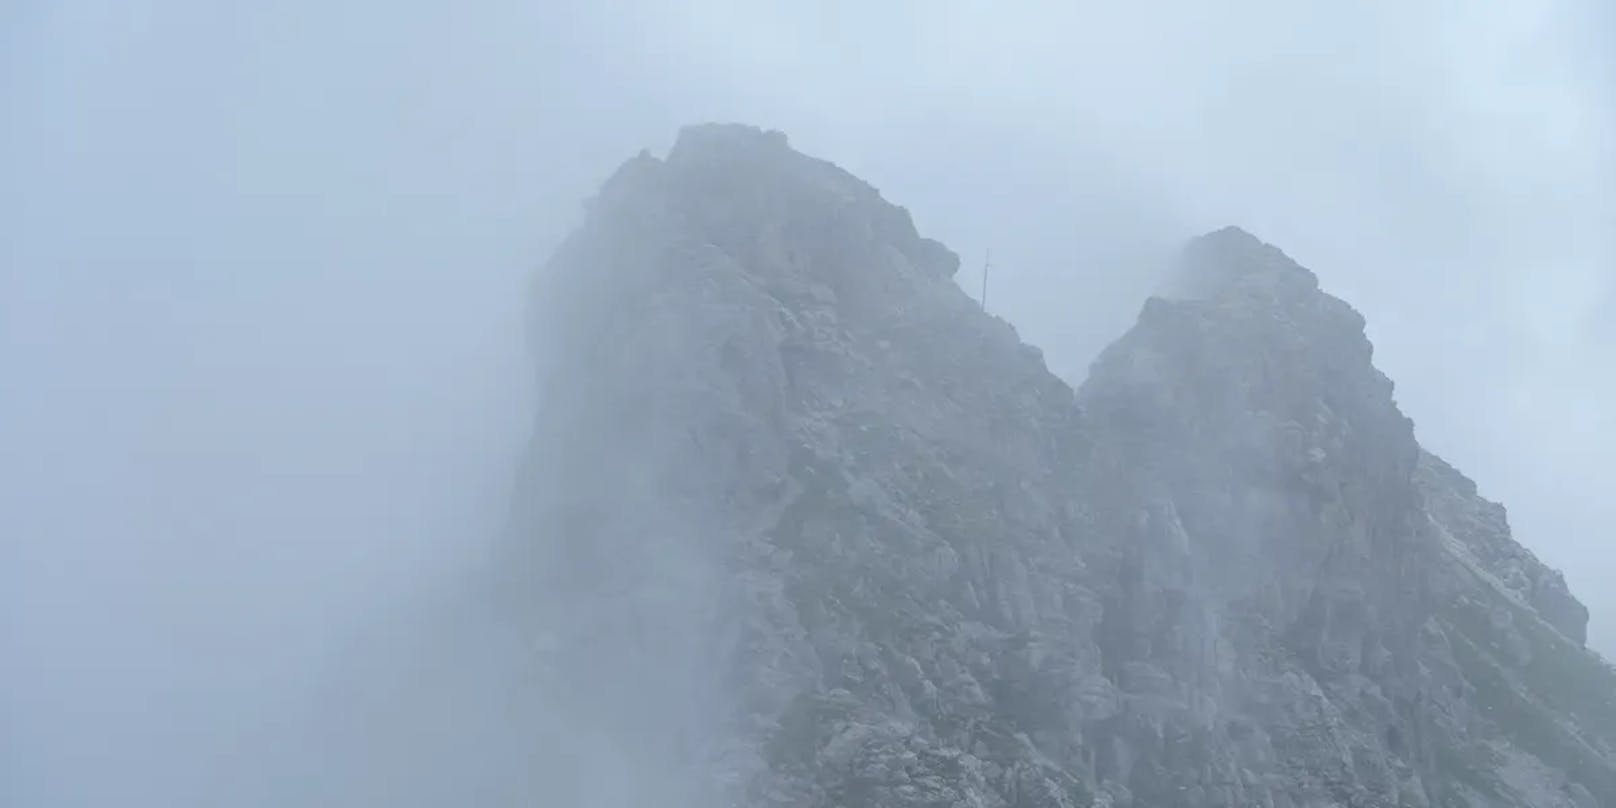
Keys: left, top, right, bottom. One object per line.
{"left": 506, "top": 124, "right": 1615, "bottom": 807}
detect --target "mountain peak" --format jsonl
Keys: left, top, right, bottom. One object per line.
{"left": 1192, "top": 223, "right": 1270, "bottom": 250}
{"left": 1157, "top": 225, "right": 1322, "bottom": 305}
{"left": 1182, "top": 225, "right": 1300, "bottom": 271}
{"left": 1118, "top": 228, "right": 1377, "bottom": 413}
{"left": 668, "top": 121, "right": 793, "bottom": 158}
{"left": 577, "top": 120, "right": 961, "bottom": 288}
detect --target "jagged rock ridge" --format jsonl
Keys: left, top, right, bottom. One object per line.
{"left": 508, "top": 123, "right": 1615, "bottom": 807}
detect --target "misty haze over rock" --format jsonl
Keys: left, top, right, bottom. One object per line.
{"left": 5, "top": 4, "right": 1611, "bottom": 804}
{"left": 509, "top": 124, "right": 1615, "bottom": 807}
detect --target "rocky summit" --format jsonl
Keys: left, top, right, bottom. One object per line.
{"left": 505, "top": 123, "right": 1616, "bottom": 807}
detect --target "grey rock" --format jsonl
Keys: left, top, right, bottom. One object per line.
{"left": 504, "top": 124, "right": 1616, "bottom": 807}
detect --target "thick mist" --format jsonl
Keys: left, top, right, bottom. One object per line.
{"left": 4, "top": 1, "right": 1612, "bottom": 805}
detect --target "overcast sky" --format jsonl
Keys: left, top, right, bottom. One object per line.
{"left": 3, "top": 1, "right": 1612, "bottom": 805}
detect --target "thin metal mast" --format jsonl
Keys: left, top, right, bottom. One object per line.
{"left": 980, "top": 249, "right": 991, "bottom": 311}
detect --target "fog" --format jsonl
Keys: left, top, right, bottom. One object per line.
{"left": 3, "top": 1, "right": 1612, "bottom": 805}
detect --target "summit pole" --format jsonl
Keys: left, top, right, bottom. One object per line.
{"left": 981, "top": 249, "right": 991, "bottom": 312}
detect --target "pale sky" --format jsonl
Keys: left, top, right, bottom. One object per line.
{"left": 3, "top": 2, "right": 1612, "bottom": 805}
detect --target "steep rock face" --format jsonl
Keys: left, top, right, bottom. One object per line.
{"left": 507, "top": 125, "right": 1615, "bottom": 807}
{"left": 1076, "top": 227, "right": 1436, "bottom": 806}
{"left": 1077, "top": 228, "right": 1615, "bottom": 807}
{"left": 1416, "top": 451, "right": 1590, "bottom": 646}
